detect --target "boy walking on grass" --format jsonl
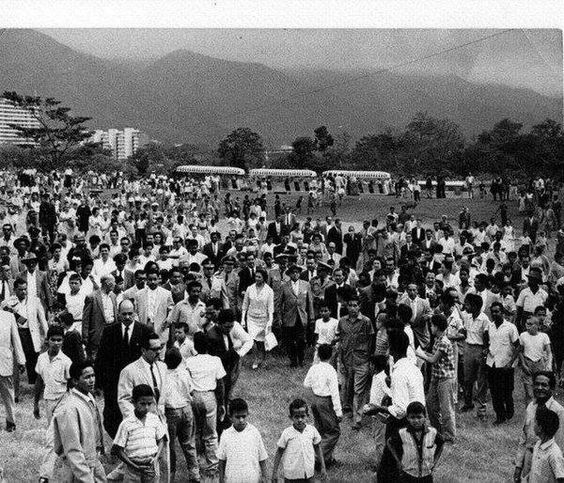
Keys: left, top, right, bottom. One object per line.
{"left": 272, "top": 398, "right": 327, "bottom": 482}
{"left": 303, "top": 344, "right": 342, "bottom": 467}
{"left": 527, "top": 407, "right": 564, "bottom": 482}
{"left": 387, "top": 401, "right": 444, "bottom": 483}
{"left": 113, "top": 384, "right": 167, "bottom": 483}
{"left": 218, "top": 398, "right": 268, "bottom": 483}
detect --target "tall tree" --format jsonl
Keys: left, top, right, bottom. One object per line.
{"left": 314, "top": 126, "right": 334, "bottom": 152}
{"left": 217, "top": 127, "right": 264, "bottom": 170}
{"left": 1, "top": 91, "right": 92, "bottom": 172}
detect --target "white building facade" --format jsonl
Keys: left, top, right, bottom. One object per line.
{"left": 0, "top": 99, "right": 41, "bottom": 145}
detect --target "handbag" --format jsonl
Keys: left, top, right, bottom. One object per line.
{"left": 264, "top": 332, "right": 278, "bottom": 351}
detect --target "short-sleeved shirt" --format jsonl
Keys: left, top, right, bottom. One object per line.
{"left": 519, "top": 332, "right": 551, "bottom": 362}
{"left": 276, "top": 424, "right": 321, "bottom": 480}
{"left": 516, "top": 287, "right": 548, "bottom": 313}
{"left": 218, "top": 423, "right": 268, "bottom": 483}
{"left": 35, "top": 351, "right": 72, "bottom": 400}
{"left": 185, "top": 354, "right": 226, "bottom": 392}
{"left": 487, "top": 320, "right": 519, "bottom": 368}
{"left": 314, "top": 318, "right": 339, "bottom": 345}
{"left": 113, "top": 412, "right": 166, "bottom": 461}
{"left": 462, "top": 312, "right": 490, "bottom": 345}
{"left": 431, "top": 334, "right": 455, "bottom": 380}
{"left": 528, "top": 438, "right": 564, "bottom": 483}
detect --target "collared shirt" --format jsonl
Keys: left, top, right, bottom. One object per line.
{"left": 462, "top": 311, "right": 490, "bottom": 345}
{"left": 66, "top": 291, "right": 86, "bottom": 322}
{"left": 100, "top": 292, "right": 115, "bottom": 324}
{"left": 291, "top": 280, "right": 300, "bottom": 296}
{"left": 139, "top": 357, "right": 162, "bottom": 397}
{"left": 71, "top": 388, "right": 103, "bottom": 450}
{"left": 487, "top": 320, "right": 519, "bottom": 368}
{"left": 26, "top": 270, "right": 37, "bottom": 298}
{"left": 35, "top": 350, "right": 71, "bottom": 400}
{"left": 431, "top": 334, "right": 455, "bottom": 380}
{"left": 163, "top": 367, "right": 193, "bottom": 409}
{"left": 337, "top": 314, "right": 374, "bottom": 365}
{"left": 529, "top": 438, "right": 564, "bottom": 483}
{"left": 276, "top": 424, "right": 321, "bottom": 480}
{"left": 113, "top": 412, "right": 166, "bottom": 461}
{"left": 516, "top": 287, "right": 549, "bottom": 313}
{"left": 146, "top": 287, "right": 159, "bottom": 321}
{"left": 303, "top": 361, "right": 342, "bottom": 417}
{"left": 184, "top": 354, "right": 226, "bottom": 392}
{"left": 168, "top": 300, "right": 206, "bottom": 337}
{"left": 314, "top": 318, "right": 339, "bottom": 345}
{"left": 388, "top": 357, "right": 425, "bottom": 419}
{"left": 515, "top": 397, "right": 564, "bottom": 468}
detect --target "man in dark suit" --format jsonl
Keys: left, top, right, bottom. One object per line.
{"left": 18, "top": 252, "right": 52, "bottom": 314}
{"left": 267, "top": 214, "right": 284, "bottom": 244}
{"left": 400, "top": 233, "right": 417, "bottom": 259}
{"left": 324, "top": 268, "right": 354, "bottom": 319}
{"left": 523, "top": 213, "right": 540, "bottom": 244}
{"left": 327, "top": 218, "right": 344, "bottom": 254}
{"left": 110, "top": 253, "right": 134, "bottom": 290}
{"left": 238, "top": 252, "right": 256, "bottom": 298}
{"left": 39, "top": 193, "right": 58, "bottom": 244}
{"left": 95, "top": 298, "right": 152, "bottom": 437}
{"left": 202, "top": 231, "right": 224, "bottom": 268}
{"left": 420, "top": 229, "right": 438, "bottom": 253}
{"left": 359, "top": 270, "right": 387, "bottom": 323}
{"left": 411, "top": 219, "right": 425, "bottom": 244}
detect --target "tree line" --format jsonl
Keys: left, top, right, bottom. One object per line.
{"left": 1, "top": 92, "right": 562, "bottom": 179}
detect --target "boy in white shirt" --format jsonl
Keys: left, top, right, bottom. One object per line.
{"left": 304, "top": 344, "right": 342, "bottom": 467}
{"left": 162, "top": 347, "right": 199, "bottom": 482}
{"left": 218, "top": 398, "right": 268, "bottom": 483}
{"left": 527, "top": 407, "right": 564, "bottom": 482}
{"left": 271, "top": 399, "right": 326, "bottom": 481}
{"left": 313, "top": 304, "right": 339, "bottom": 364}
{"left": 363, "top": 355, "right": 391, "bottom": 472}
{"left": 519, "top": 317, "right": 553, "bottom": 403}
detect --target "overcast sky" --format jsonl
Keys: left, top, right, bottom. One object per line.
{"left": 41, "top": 29, "right": 562, "bottom": 96}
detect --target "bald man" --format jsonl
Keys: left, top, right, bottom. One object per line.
{"left": 95, "top": 299, "right": 152, "bottom": 437}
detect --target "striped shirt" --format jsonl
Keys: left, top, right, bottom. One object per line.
{"left": 113, "top": 412, "right": 166, "bottom": 461}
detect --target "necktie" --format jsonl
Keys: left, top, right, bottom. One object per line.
{"left": 0, "top": 282, "right": 5, "bottom": 302}
{"left": 225, "top": 272, "right": 229, "bottom": 283}
{"left": 150, "top": 363, "right": 160, "bottom": 402}
{"left": 123, "top": 325, "right": 129, "bottom": 348}
{"left": 207, "top": 277, "right": 212, "bottom": 290}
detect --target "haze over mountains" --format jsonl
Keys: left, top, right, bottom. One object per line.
{"left": 1, "top": 29, "right": 561, "bottom": 148}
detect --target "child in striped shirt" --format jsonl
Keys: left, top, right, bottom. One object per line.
{"left": 113, "top": 384, "right": 167, "bottom": 483}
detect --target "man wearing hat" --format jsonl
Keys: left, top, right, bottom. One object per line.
{"left": 278, "top": 264, "right": 314, "bottom": 367}
{"left": 515, "top": 267, "right": 548, "bottom": 331}
{"left": 18, "top": 252, "right": 51, "bottom": 315}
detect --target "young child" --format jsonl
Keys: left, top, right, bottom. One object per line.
{"left": 173, "top": 322, "right": 197, "bottom": 363}
{"left": 34, "top": 325, "right": 72, "bottom": 423}
{"left": 218, "top": 398, "right": 268, "bottom": 483}
{"left": 527, "top": 407, "right": 564, "bottom": 482}
{"left": 387, "top": 401, "right": 444, "bottom": 483}
{"left": 519, "top": 316, "right": 553, "bottom": 403}
{"left": 271, "top": 399, "right": 327, "bottom": 481}
{"left": 363, "top": 354, "right": 391, "bottom": 471}
{"left": 162, "top": 347, "right": 199, "bottom": 482}
{"left": 313, "top": 305, "right": 339, "bottom": 364}
{"left": 303, "top": 344, "right": 342, "bottom": 467}
{"left": 35, "top": 325, "right": 72, "bottom": 482}
{"left": 113, "top": 384, "right": 167, "bottom": 483}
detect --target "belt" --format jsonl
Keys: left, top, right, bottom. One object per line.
{"left": 313, "top": 394, "right": 332, "bottom": 399}
{"left": 466, "top": 343, "right": 484, "bottom": 347}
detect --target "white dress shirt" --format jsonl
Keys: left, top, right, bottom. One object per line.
{"left": 388, "top": 357, "right": 425, "bottom": 419}
{"left": 303, "top": 361, "right": 342, "bottom": 417}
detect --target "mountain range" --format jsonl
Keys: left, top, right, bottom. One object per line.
{"left": 1, "top": 29, "right": 561, "bottom": 148}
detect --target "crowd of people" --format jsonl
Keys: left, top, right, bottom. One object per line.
{"left": 1, "top": 168, "right": 564, "bottom": 482}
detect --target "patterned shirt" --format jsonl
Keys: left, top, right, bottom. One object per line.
{"left": 431, "top": 334, "right": 455, "bottom": 380}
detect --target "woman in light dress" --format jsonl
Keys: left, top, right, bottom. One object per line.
{"left": 502, "top": 219, "right": 516, "bottom": 253}
{"left": 241, "top": 268, "right": 274, "bottom": 369}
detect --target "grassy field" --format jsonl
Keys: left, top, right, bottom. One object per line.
{"left": 0, "top": 193, "right": 550, "bottom": 482}
{"left": 0, "top": 349, "right": 557, "bottom": 482}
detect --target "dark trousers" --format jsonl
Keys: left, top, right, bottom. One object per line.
{"left": 311, "top": 395, "right": 340, "bottom": 463}
{"left": 487, "top": 366, "right": 514, "bottom": 421}
{"left": 284, "top": 317, "right": 306, "bottom": 366}
{"left": 102, "top": 388, "right": 121, "bottom": 438}
{"left": 18, "top": 328, "right": 38, "bottom": 385}
{"left": 377, "top": 416, "right": 406, "bottom": 483}
{"left": 400, "top": 473, "right": 433, "bottom": 483}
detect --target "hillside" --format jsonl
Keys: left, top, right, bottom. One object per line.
{"left": 0, "top": 29, "right": 561, "bottom": 147}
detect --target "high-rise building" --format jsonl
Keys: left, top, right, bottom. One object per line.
{"left": 0, "top": 99, "right": 41, "bottom": 145}
{"left": 88, "top": 127, "right": 140, "bottom": 160}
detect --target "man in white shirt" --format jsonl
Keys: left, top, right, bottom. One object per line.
{"left": 486, "top": 302, "right": 519, "bottom": 425}
{"left": 166, "top": 281, "right": 207, "bottom": 337}
{"left": 92, "top": 243, "right": 116, "bottom": 281}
